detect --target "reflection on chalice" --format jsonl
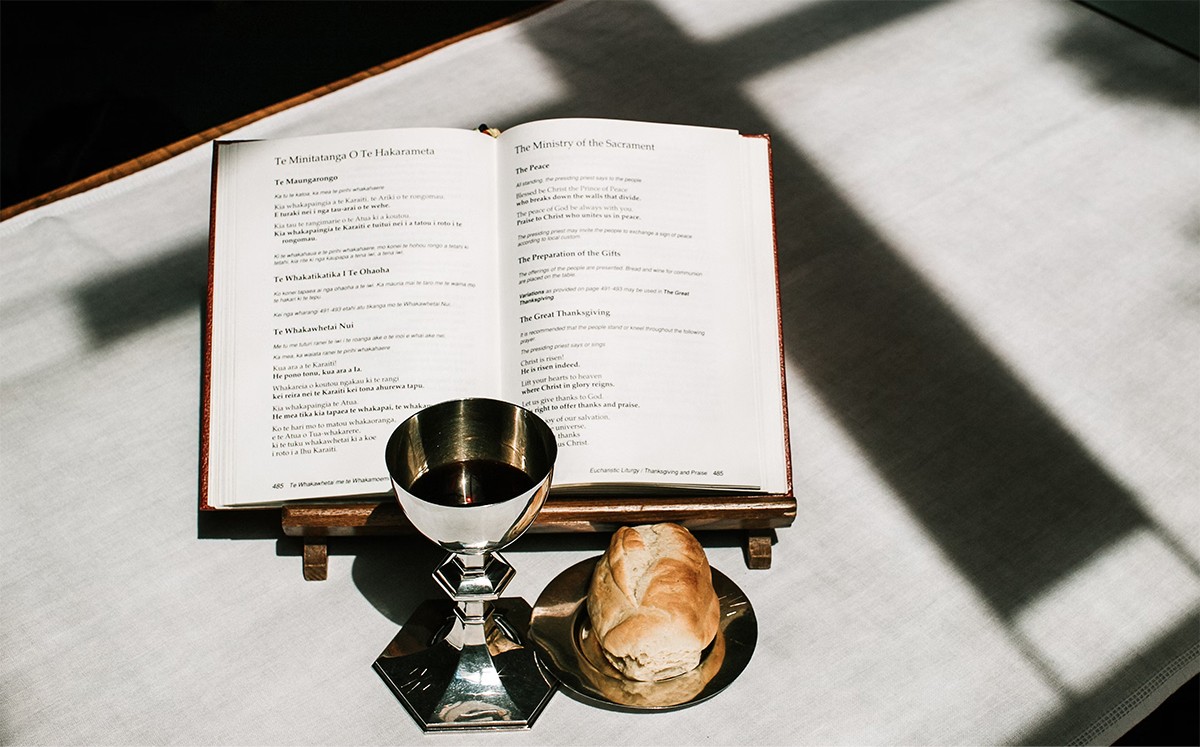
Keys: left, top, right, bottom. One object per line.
{"left": 373, "top": 398, "right": 558, "bottom": 731}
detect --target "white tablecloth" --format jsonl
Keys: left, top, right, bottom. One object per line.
{"left": 2, "top": 1, "right": 1196, "bottom": 744}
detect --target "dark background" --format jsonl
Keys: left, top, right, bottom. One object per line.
{"left": 0, "top": 1, "right": 544, "bottom": 209}
{"left": 1, "top": 1, "right": 1195, "bottom": 743}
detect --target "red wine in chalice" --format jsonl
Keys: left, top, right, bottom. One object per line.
{"left": 408, "top": 459, "right": 537, "bottom": 507}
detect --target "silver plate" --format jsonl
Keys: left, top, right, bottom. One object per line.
{"left": 529, "top": 557, "right": 757, "bottom": 711}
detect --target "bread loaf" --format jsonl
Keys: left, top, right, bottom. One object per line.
{"left": 586, "top": 523, "right": 720, "bottom": 681}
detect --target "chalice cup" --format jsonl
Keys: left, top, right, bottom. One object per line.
{"left": 374, "top": 398, "right": 558, "bottom": 731}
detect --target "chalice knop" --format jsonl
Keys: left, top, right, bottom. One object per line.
{"left": 374, "top": 398, "right": 558, "bottom": 731}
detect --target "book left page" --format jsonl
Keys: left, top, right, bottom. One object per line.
{"left": 207, "top": 128, "right": 501, "bottom": 507}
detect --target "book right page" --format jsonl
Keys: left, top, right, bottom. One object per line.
{"left": 496, "top": 119, "right": 786, "bottom": 493}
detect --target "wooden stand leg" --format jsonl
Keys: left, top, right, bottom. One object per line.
{"left": 303, "top": 541, "right": 329, "bottom": 581}
{"left": 745, "top": 530, "right": 775, "bottom": 569}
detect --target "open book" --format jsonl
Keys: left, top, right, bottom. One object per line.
{"left": 203, "top": 118, "right": 789, "bottom": 509}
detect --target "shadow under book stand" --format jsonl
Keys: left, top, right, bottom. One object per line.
{"left": 282, "top": 492, "right": 797, "bottom": 580}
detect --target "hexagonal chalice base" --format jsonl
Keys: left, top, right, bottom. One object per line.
{"left": 373, "top": 596, "right": 556, "bottom": 731}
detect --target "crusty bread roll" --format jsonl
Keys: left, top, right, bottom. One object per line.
{"left": 579, "top": 622, "right": 726, "bottom": 707}
{"left": 586, "top": 523, "right": 720, "bottom": 681}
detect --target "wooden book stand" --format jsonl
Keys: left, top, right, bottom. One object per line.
{"left": 282, "top": 492, "right": 796, "bottom": 580}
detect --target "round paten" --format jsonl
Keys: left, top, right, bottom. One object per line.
{"left": 530, "top": 557, "right": 757, "bottom": 711}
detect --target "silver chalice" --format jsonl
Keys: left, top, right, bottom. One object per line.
{"left": 374, "top": 398, "right": 558, "bottom": 731}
